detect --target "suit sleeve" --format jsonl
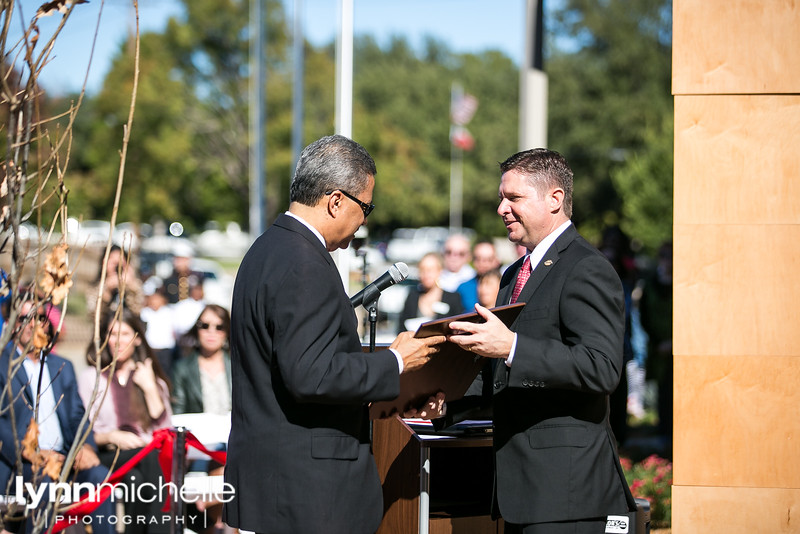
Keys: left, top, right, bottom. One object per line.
{"left": 272, "top": 257, "right": 399, "bottom": 404}
{"left": 509, "top": 254, "right": 625, "bottom": 395}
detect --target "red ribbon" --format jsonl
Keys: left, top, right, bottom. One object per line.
{"left": 51, "top": 428, "right": 227, "bottom": 533}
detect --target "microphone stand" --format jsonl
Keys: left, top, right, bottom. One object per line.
{"left": 357, "top": 249, "right": 369, "bottom": 335}
{"left": 360, "top": 288, "right": 381, "bottom": 352}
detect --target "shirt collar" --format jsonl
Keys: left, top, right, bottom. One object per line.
{"left": 528, "top": 220, "right": 572, "bottom": 271}
{"left": 285, "top": 211, "right": 326, "bottom": 249}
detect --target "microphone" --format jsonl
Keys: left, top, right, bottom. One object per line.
{"left": 350, "top": 262, "right": 409, "bottom": 308}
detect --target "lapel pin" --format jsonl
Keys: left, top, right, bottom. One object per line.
{"left": 544, "top": 259, "right": 553, "bottom": 266}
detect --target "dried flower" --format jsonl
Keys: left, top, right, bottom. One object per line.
{"left": 40, "top": 243, "right": 72, "bottom": 305}
{"left": 21, "top": 418, "right": 64, "bottom": 480}
{"left": 22, "top": 420, "right": 40, "bottom": 462}
{"left": 32, "top": 321, "right": 50, "bottom": 350}
{"left": 43, "top": 452, "right": 64, "bottom": 480}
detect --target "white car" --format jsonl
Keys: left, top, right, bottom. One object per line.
{"left": 385, "top": 226, "right": 475, "bottom": 264}
{"left": 65, "top": 218, "right": 111, "bottom": 247}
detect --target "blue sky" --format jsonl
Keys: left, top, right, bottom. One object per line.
{"left": 14, "top": 0, "right": 525, "bottom": 95}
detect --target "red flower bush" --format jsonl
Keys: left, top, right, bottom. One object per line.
{"left": 621, "top": 454, "right": 672, "bottom": 528}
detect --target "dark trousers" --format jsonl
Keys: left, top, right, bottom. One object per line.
{"left": 505, "top": 517, "right": 610, "bottom": 534}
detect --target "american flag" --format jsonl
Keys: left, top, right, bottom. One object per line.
{"left": 450, "top": 125, "right": 475, "bottom": 151}
{"left": 451, "top": 92, "right": 479, "bottom": 126}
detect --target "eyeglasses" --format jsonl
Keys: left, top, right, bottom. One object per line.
{"left": 197, "top": 322, "right": 225, "bottom": 332}
{"left": 445, "top": 249, "right": 468, "bottom": 257}
{"left": 326, "top": 190, "right": 374, "bottom": 217}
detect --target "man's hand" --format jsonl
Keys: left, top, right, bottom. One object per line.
{"left": 403, "top": 391, "right": 447, "bottom": 419}
{"left": 447, "top": 304, "right": 515, "bottom": 359}
{"left": 74, "top": 444, "right": 101, "bottom": 471}
{"left": 390, "top": 331, "right": 446, "bottom": 373}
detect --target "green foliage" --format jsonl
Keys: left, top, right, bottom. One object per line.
{"left": 611, "top": 115, "right": 673, "bottom": 254}
{"left": 61, "top": 0, "right": 672, "bottom": 249}
{"left": 547, "top": 0, "right": 673, "bottom": 246}
{"left": 351, "top": 36, "right": 518, "bottom": 238}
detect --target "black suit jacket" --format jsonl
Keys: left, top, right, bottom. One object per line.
{"left": 222, "top": 214, "right": 401, "bottom": 534}
{"left": 491, "top": 224, "right": 636, "bottom": 524}
{"left": 0, "top": 345, "right": 96, "bottom": 486}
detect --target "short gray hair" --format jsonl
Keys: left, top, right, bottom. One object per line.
{"left": 289, "top": 135, "right": 377, "bottom": 206}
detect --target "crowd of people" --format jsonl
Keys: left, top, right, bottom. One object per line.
{"left": 1, "top": 134, "right": 674, "bottom": 534}
{"left": 0, "top": 243, "right": 232, "bottom": 534}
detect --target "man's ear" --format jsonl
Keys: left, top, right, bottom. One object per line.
{"left": 549, "top": 188, "right": 565, "bottom": 213}
{"left": 326, "top": 191, "right": 342, "bottom": 218}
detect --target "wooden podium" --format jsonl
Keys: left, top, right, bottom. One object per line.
{"left": 372, "top": 415, "right": 502, "bottom": 534}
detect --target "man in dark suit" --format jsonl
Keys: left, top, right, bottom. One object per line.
{"left": 1, "top": 300, "right": 114, "bottom": 534}
{"left": 222, "top": 135, "right": 445, "bottom": 534}
{"left": 447, "top": 148, "right": 636, "bottom": 533}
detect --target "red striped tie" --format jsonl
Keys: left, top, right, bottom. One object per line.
{"left": 510, "top": 255, "right": 531, "bottom": 304}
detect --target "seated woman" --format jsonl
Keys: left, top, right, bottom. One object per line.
{"left": 171, "top": 304, "right": 232, "bottom": 534}
{"left": 399, "top": 252, "right": 464, "bottom": 332}
{"left": 78, "top": 309, "right": 172, "bottom": 534}
{"left": 172, "top": 304, "right": 231, "bottom": 416}
{"left": 85, "top": 244, "right": 145, "bottom": 318}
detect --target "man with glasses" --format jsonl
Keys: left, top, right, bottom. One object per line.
{"left": 439, "top": 233, "right": 475, "bottom": 292}
{"left": 456, "top": 240, "right": 502, "bottom": 310}
{"left": 0, "top": 298, "right": 115, "bottom": 534}
{"left": 223, "top": 135, "right": 445, "bottom": 534}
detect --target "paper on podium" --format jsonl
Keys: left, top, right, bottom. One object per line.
{"left": 369, "top": 303, "right": 525, "bottom": 420}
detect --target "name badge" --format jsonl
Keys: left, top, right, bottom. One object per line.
{"left": 605, "top": 515, "right": 629, "bottom": 533}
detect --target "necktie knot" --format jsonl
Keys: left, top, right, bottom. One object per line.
{"left": 510, "top": 255, "right": 531, "bottom": 304}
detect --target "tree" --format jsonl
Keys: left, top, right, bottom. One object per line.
{"left": 70, "top": 0, "right": 292, "bottom": 232}
{"left": 546, "top": 0, "right": 673, "bottom": 250}
{"left": 351, "top": 36, "right": 518, "bottom": 239}
{"left": 69, "top": 31, "right": 202, "bottom": 225}
{"left": 611, "top": 113, "right": 673, "bottom": 251}
{"left": 1, "top": 3, "right": 148, "bottom": 533}
{"left": 64, "top": 0, "right": 672, "bottom": 250}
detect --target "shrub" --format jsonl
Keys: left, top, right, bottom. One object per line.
{"left": 621, "top": 454, "right": 672, "bottom": 528}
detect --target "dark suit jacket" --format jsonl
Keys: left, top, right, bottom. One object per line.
{"left": 222, "top": 214, "right": 401, "bottom": 534}
{"left": 491, "top": 224, "right": 636, "bottom": 525}
{"left": 0, "top": 345, "right": 96, "bottom": 486}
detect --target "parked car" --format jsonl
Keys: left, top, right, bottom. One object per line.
{"left": 384, "top": 226, "right": 475, "bottom": 264}
{"left": 193, "top": 221, "right": 252, "bottom": 260}
{"left": 65, "top": 218, "right": 111, "bottom": 247}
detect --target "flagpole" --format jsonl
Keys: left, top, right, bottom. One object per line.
{"left": 249, "top": 0, "right": 266, "bottom": 238}
{"left": 334, "top": 0, "right": 354, "bottom": 292}
{"left": 449, "top": 83, "right": 463, "bottom": 232}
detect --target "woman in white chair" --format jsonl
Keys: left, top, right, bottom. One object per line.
{"left": 172, "top": 304, "right": 231, "bottom": 416}
{"left": 171, "top": 304, "right": 232, "bottom": 534}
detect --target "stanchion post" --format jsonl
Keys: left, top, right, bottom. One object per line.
{"left": 170, "top": 427, "right": 187, "bottom": 534}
